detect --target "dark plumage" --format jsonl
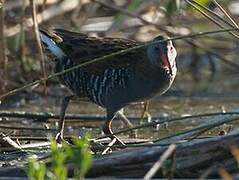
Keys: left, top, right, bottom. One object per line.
{"left": 40, "top": 29, "right": 177, "bottom": 145}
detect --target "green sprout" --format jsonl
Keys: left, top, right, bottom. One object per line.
{"left": 27, "top": 135, "right": 92, "bottom": 180}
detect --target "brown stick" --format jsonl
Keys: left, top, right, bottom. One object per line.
{"left": 0, "top": 110, "right": 147, "bottom": 121}
{"left": 30, "top": 0, "right": 47, "bottom": 95}
{"left": 18, "top": 0, "right": 27, "bottom": 75}
{"left": 0, "top": 133, "right": 21, "bottom": 150}
{"left": 144, "top": 144, "right": 176, "bottom": 179}
{"left": 0, "top": 124, "right": 55, "bottom": 131}
{"left": 213, "top": 0, "right": 239, "bottom": 28}
{"left": 184, "top": 0, "right": 239, "bottom": 39}
{"left": 0, "top": 0, "right": 7, "bottom": 92}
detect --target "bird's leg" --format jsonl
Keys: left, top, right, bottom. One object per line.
{"left": 56, "top": 95, "right": 74, "bottom": 144}
{"left": 103, "top": 110, "right": 125, "bottom": 146}
{"left": 140, "top": 101, "right": 152, "bottom": 122}
{"left": 117, "top": 109, "right": 133, "bottom": 127}
{"left": 117, "top": 109, "right": 137, "bottom": 138}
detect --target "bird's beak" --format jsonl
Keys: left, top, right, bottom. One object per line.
{"left": 161, "top": 54, "right": 172, "bottom": 76}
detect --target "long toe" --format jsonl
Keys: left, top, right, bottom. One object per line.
{"left": 55, "top": 132, "right": 64, "bottom": 144}
{"left": 114, "top": 135, "right": 126, "bottom": 146}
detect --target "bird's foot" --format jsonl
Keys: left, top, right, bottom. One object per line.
{"left": 141, "top": 111, "right": 152, "bottom": 122}
{"left": 141, "top": 101, "right": 152, "bottom": 122}
{"left": 114, "top": 135, "right": 126, "bottom": 146}
{"left": 102, "top": 136, "right": 125, "bottom": 154}
{"left": 55, "top": 132, "right": 68, "bottom": 144}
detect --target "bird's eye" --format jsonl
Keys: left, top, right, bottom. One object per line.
{"left": 170, "top": 46, "right": 173, "bottom": 51}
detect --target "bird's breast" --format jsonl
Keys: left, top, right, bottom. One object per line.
{"left": 104, "top": 67, "right": 176, "bottom": 109}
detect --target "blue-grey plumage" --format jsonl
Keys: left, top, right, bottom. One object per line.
{"left": 40, "top": 29, "right": 177, "bottom": 145}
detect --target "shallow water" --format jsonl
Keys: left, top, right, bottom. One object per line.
{"left": 1, "top": 90, "right": 239, "bottom": 142}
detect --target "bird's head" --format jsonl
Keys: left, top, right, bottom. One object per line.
{"left": 147, "top": 35, "right": 177, "bottom": 76}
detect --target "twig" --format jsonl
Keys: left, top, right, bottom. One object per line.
{"left": 0, "top": 124, "right": 55, "bottom": 131}
{"left": 102, "top": 138, "right": 117, "bottom": 155}
{"left": 0, "top": 0, "right": 7, "bottom": 92}
{"left": 0, "top": 141, "right": 50, "bottom": 152}
{"left": 9, "top": 136, "right": 75, "bottom": 142}
{"left": 30, "top": 0, "right": 47, "bottom": 94}
{"left": 17, "top": 141, "right": 50, "bottom": 149}
{"left": 0, "top": 27, "right": 238, "bottom": 100}
{"left": 0, "top": 133, "right": 22, "bottom": 150}
{"left": 184, "top": 0, "right": 239, "bottom": 39}
{"left": 144, "top": 144, "right": 176, "bottom": 179}
{"left": 190, "top": 0, "right": 236, "bottom": 29}
{"left": 0, "top": 110, "right": 157, "bottom": 122}
{"left": 153, "top": 116, "right": 239, "bottom": 144}
{"left": 18, "top": 0, "right": 27, "bottom": 75}
{"left": 213, "top": 0, "right": 239, "bottom": 28}
{"left": 0, "top": 111, "right": 239, "bottom": 125}
{"left": 10, "top": 136, "right": 49, "bottom": 141}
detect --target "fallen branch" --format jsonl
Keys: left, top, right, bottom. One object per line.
{"left": 1, "top": 110, "right": 239, "bottom": 125}
{"left": 144, "top": 144, "right": 176, "bottom": 179}
{"left": 0, "top": 124, "right": 55, "bottom": 131}
{"left": 0, "top": 141, "right": 50, "bottom": 152}
{"left": 87, "top": 132, "right": 239, "bottom": 178}
{"left": 0, "top": 133, "right": 21, "bottom": 150}
{"left": 0, "top": 132, "right": 239, "bottom": 178}
{"left": 0, "top": 111, "right": 106, "bottom": 122}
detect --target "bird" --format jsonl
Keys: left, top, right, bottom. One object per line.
{"left": 39, "top": 29, "right": 177, "bottom": 145}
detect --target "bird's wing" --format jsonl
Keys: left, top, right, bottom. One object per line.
{"left": 50, "top": 29, "right": 147, "bottom": 74}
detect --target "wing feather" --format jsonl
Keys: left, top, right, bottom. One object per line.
{"left": 51, "top": 29, "right": 147, "bottom": 74}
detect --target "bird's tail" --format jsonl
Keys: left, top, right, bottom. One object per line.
{"left": 39, "top": 29, "right": 66, "bottom": 61}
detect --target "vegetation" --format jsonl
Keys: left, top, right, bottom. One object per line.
{"left": 27, "top": 136, "right": 92, "bottom": 180}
